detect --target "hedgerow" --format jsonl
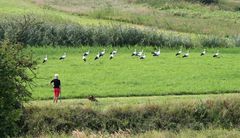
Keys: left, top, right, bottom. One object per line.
{"left": 0, "top": 15, "right": 234, "bottom": 48}
{"left": 21, "top": 99, "right": 240, "bottom": 136}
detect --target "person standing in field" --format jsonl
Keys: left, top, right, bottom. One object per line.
{"left": 50, "top": 74, "right": 61, "bottom": 103}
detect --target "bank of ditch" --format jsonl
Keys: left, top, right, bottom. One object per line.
{"left": 20, "top": 96, "right": 240, "bottom": 136}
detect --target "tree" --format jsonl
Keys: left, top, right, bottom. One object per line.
{"left": 0, "top": 40, "right": 36, "bottom": 137}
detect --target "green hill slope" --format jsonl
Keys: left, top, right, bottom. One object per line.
{"left": 0, "top": 0, "right": 239, "bottom": 48}
{"left": 31, "top": 0, "right": 240, "bottom": 36}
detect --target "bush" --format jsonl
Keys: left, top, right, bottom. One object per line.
{"left": 201, "top": 36, "right": 228, "bottom": 48}
{"left": 2, "top": 15, "right": 237, "bottom": 48}
{"left": 0, "top": 15, "right": 196, "bottom": 48}
{"left": 234, "top": 36, "right": 240, "bottom": 47}
{"left": 185, "top": 0, "right": 219, "bottom": 4}
{"left": 22, "top": 99, "right": 240, "bottom": 136}
{"left": 0, "top": 40, "right": 36, "bottom": 137}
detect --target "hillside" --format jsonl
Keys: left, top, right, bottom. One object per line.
{"left": 31, "top": 0, "right": 240, "bottom": 36}
{"left": 1, "top": 0, "right": 239, "bottom": 37}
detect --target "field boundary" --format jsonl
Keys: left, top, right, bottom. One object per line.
{"left": 31, "top": 90, "right": 240, "bottom": 100}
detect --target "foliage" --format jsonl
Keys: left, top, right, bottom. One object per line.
{"left": 0, "top": 15, "right": 237, "bottom": 48}
{"left": 235, "top": 36, "right": 240, "bottom": 47}
{"left": 0, "top": 15, "right": 198, "bottom": 48}
{"left": 201, "top": 36, "right": 228, "bottom": 48}
{"left": 186, "top": 0, "right": 219, "bottom": 4}
{"left": 0, "top": 40, "right": 36, "bottom": 137}
{"left": 22, "top": 99, "right": 240, "bottom": 136}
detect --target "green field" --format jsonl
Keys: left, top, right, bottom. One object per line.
{"left": 1, "top": 0, "right": 240, "bottom": 136}
{"left": 31, "top": 47, "right": 240, "bottom": 99}
{"left": 29, "top": 93, "right": 240, "bottom": 110}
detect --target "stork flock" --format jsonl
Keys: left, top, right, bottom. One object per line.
{"left": 42, "top": 48, "right": 220, "bottom": 63}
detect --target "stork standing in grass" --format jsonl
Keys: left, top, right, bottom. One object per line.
{"left": 82, "top": 56, "right": 87, "bottom": 62}
{"left": 140, "top": 53, "right": 146, "bottom": 60}
{"left": 132, "top": 49, "right": 137, "bottom": 56}
{"left": 152, "top": 48, "right": 160, "bottom": 56}
{"left": 182, "top": 50, "right": 189, "bottom": 58}
{"left": 137, "top": 50, "right": 143, "bottom": 57}
{"left": 109, "top": 53, "right": 115, "bottom": 60}
{"left": 109, "top": 49, "right": 117, "bottom": 60}
{"left": 43, "top": 55, "right": 48, "bottom": 63}
{"left": 99, "top": 49, "right": 105, "bottom": 57}
{"left": 94, "top": 53, "right": 100, "bottom": 60}
{"left": 176, "top": 49, "right": 182, "bottom": 56}
{"left": 110, "top": 49, "right": 117, "bottom": 55}
{"left": 59, "top": 52, "right": 66, "bottom": 60}
{"left": 83, "top": 51, "right": 89, "bottom": 57}
{"left": 82, "top": 51, "right": 89, "bottom": 62}
{"left": 200, "top": 49, "right": 206, "bottom": 56}
{"left": 213, "top": 50, "right": 220, "bottom": 58}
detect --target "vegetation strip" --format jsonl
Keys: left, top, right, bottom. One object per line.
{"left": 22, "top": 98, "right": 240, "bottom": 136}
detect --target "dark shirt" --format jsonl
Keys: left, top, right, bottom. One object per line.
{"left": 50, "top": 79, "right": 61, "bottom": 88}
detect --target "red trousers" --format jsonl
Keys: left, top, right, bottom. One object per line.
{"left": 54, "top": 88, "right": 60, "bottom": 97}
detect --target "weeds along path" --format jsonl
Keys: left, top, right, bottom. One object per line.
{"left": 27, "top": 93, "right": 240, "bottom": 110}
{"left": 23, "top": 93, "right": 240, "bottom": 135}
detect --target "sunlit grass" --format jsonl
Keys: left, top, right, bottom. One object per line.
{"left": 30, "top": 47, "right": 240, "bottom": 99}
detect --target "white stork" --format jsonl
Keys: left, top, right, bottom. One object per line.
{"left": 140, "top": 53, "right": 146, "bottom": 60}
{"left": 59, "top": 52, "right": 66, "bottom": 60}
{"left": 137, "top": 50, "right": 143, "bottom": 57}
{"left": 132, "top": 49, "right": 137, "bottom": 56}
{"left": 200, "top": 49, "right": 206, "bottom": 56}
{"left": 182, "top": 50, "right": 189, "bottom": 58}
{"left": 110, "top": 49, "right": 117, "bottom": 55}
{"left": 94, "top": 53, "right": 100, "bottom": 60}
{"left": 82, "top": 56, "right": 87, "bottom": 62}
{"left": 176, "top": 49, "right": 182, "bottom": 56}
{"left": 152, "top": 48, "right": 160, "bottom": 56}
{"left": 42, "top": 55, "right": 47, "bottom": 63}
{"left": 213, "top": 50, "right": 220, "bottom": 58}
{"left": 99, "top": 49, "right": 105, "bottom": 57}
{"left": 109, "top": 53, "right": 115, "bottom": 60}
{"left": 83, "top": 51, "right": 90, "bottom": 57}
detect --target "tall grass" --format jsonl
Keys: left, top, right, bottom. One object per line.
{"left": 21, "top": 98, "right": 240, "bottom": 136}
{"left": 235, "top": 36, "right": 240, "bottom": 47}
{"left": 201, "top": 36, "right": 229, "bottom": 48}
{"left": 0, "top": 15, "right": 236, "bottom": 48}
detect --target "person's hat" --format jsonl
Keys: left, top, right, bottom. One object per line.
{"left": 54, "top": 74, "right": 59, "bottom": 79}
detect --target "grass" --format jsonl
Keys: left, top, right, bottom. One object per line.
{"left": 33, "top": 0, "right": 240, "bottom": 36}
{"left": 0, "top": 0, "right": 121, "bottom": 25}
{"left": 26, "top": 128, "right": 240, "bottom": 138}
{"left": 1, "top": 0, "right": 239, "bottom": 45}
{"left": 28, "top": 93, "right": 240, "bottom": 111}
{"left": 23, "top": 95, "right": 240, "bottom": 135}
{"left": 30, "top": 47, "right": 240, "bottom": 100}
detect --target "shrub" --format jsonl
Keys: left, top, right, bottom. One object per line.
{"left": 234, "top": 36, "right": 240, "bottom": 47}
{"left": 0, "top": 15, "right": 195, "bottom": 48}
{"left": 201, "top": 36, "right": 228, "bottom": 48}
{"left": 185, "top": 0, "right": 219, "bottom": 4}
{"left": 0, "top": 40, "right": 36, "bottom": 137}
{"left": 22, "top": 99, "right": 240, "bottom": 136}
{"left": 0, "top": 15, "right": 234, "bottom": 48}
